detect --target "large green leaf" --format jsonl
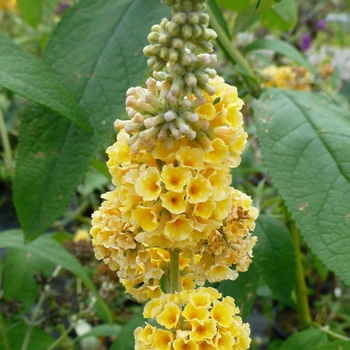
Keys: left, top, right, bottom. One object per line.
{"left": 0, "top": 322, "right": 54, "bottom": 350}
{"left": 110, "top": 307, "right": 145, "bottom": 350}
{"left": 261, "top": 0, "right": 297, "bottom": 31}
{"left": 244, "top": 39, "right": 316, "bottom": 75}
{"left": 0, "top": 34, "right": 90, "bottom": 132}
{"left": 13, "top": 0, "right": 170, "bottom": 241}
{"left": 217, "top": 263, "right": 259, "bottom": 320}
{"left": 253, "top": 89, "right": 350, "bottom": 285}
{"left": 278, "top": 328, "right": 328, "bottom": 350}
{"left": 316, "top": 340, "right": 350, "bottom": 350}
{"left": 4, "top": 248, "right": 54, "bottom": 313}
{"left": 254, "top": 215, "right": 296, "bottom": 304}
{"left": 0, "top": 229, "right": 112, "bottom": 322}
{"left": 17, "top": 0, "right": 42, "bottom": 28}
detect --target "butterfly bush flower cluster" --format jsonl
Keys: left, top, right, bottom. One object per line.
{"left": 90, "top": 0, "right": 257, "bottom": 348}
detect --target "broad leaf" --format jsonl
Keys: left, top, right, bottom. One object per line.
{"left": 253, "top": 89, "right": 350, "bottom": 285}
{"left": 254, "top": 215, "right": 296, "bottom": 304}
{"left": 261, "top": 0, "right": 297, "bottom": 31}
{"left": 17, "top": 0, "right": 42, "bottom": 28}
{"left": 4, "top": 248, "right": 54, "bottom": 313}
{"left": 110, "top": 307, "right": 145, "bottom": 350}
{"left": 217, "top": 264, "right": 259, "bottom": 320}
{"left": 279, "top": 327, "right": 328, "bottom": 350}
{"left": 316, "top": 340, "right": 350, "bottom": 350}
{"left": 244, "top": 39, "right": 316, "bottom": 75}
{"left": 13, "top": 0, "right": 170, "bottom": 241}
{"left": 0, "top": 322, "right": 54, "bottom": 350}
{"left": 0, "top": 229, "right": 112, "bottom": 322}
{"left": 0, "top": 34, "right": 90, "bottom": 132}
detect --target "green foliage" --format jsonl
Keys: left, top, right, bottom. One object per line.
{"left": 253, "top": 89, "right": 350, "bottom": 286}
{"left": 218, "top": 264, "right": 259, "bottom": 320}
{"left": 0, "top": 229, "right": 112, "bottom": 322}
{"left": 278, "top": 327, "right": 328, "bottom": 349}
{"left": 254, "top": 215, "right": 296, "bottom": 305}
{"left": 12, "top": 0, "right": 170, "bottom": 241}
{"left": 0, "top": 34, "right": 90, "bottom": 132}
{"left": 16, "top": 0, "right": 43, "bottom": 28}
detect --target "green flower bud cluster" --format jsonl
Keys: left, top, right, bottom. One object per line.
{"left": 116, "top": 0, "right": 220, "bottom": 152}
{"left": 143, "top": 0, "right": 217, "bottom": 100}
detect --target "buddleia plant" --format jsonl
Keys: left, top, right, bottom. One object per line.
{"left": 90, "top": 0, "right": 258, "bottom": 348}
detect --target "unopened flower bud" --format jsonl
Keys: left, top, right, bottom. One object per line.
{"left": 192, "top": 24, "right": 203, "bottom": 39}
{"left": 182, "top": 1, "right": 193, "bottom": 13}
{"left": 172, "top": 38, "right": 184, "bottom": 50}
{"left": 174, "top": 117, "right": 189, "bottom": 134}
{"left": 151, "top": 24, "right": 161, "bottom": 32}
{"left": 164, "top": 110, "right": 177, "bottom": 122}
{"left": 193, "top": 2, "right": 206, "bottom": 11}
{"left": 166, "top": 21, "right": 181, "bottom": 37}
{"left": 143, "top": 114, "right": 164, "bottom": 128}
{"left": 195, "top": 71, "right": 209, "bottom": 85}
{"left": 206, "top": 28, "right": 217, "bottom": 41}
{"left": 159, "top": 34, "right": 171, "bottom": 47}
{"left": 158, "top": 124, "right": 168, "bottom": 140}
{"left": 133, "top": 113, "right": 145, "bottom": 123}
{"left": 198, "top": 41, "right": 213, "bottom": 53}
{"left": 159, "top": 47, "right": 169, "bottom": 60}
{"left": 173, "top": 12, "right": 187, "bottom": 25}
{"left": 187, "top": 13, "right": 199, "bottom": 25}
{"left": 179, "top": 51, "right": 192, "bottom": 66}
{"left": 185, "top": 72, "right": 197, "bottom": 87}
{"left": 168, "top": 122, "right": 182, "bottom": 139}
{"left": 199, "top": 13, "right": 210, "bottom": 25}
{"left": 125, "top": 122, "right": 143, "bottom": 133}
{"left": 181, "top": 23, "right": 192, "bottom": 39}
{"left": 148, "top": 32, "right": 159, "bottom": 44}
{"left": 203, "top": 83, "right": 216, "bottom": 95}
{"left": 114, "top": 119, "right": 130, "bottom": 130}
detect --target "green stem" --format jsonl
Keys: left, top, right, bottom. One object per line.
{"left": 47, "top": 323, "right": 75, "bottom": 350}
{"left": 0, "top": 311, "right": 10, "bottom": 350}
{"left": 169, "top": 250, "right": 180, "bottom": 294}
{"left": 0, "top": 107, "right": 14, "bottom": 178}
{"left": 21, "top": 288, "right": 47, "bottom": 350}
{"left": 287, "top": 215, "right": 312, "bottom": 328}
{"left": 207, "top": 5, "right": 260, "bottom": 97}
{"left": 312, "top": 323, "right": 350, "bottom": 342}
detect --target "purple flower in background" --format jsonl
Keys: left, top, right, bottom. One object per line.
{"left": 300, "top": 33, "right": 312, "bottom": 51}
{"left": 316, "top": 19, "right": 326, "bottom": 30}
{"left": 58, "top": 3, "right": 70, "bottom": 15}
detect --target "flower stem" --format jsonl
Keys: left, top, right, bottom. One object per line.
{"left": 0, "top": 107, "right": 14, "bottom": 178}
{"left": 287, "top": 215, "right": 312, "bottom": 328}
{"left": 169, "top": 250, "right": 180, "bottom": 294}
{"left": 0, "top": 311, "right": 10, "bottom": 350}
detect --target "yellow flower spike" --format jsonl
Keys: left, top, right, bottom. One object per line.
{"left": 160, "top": 190, "right": 187, "bottom": 214}
{"left": 182, "top": 303, "right": 210, "bottom": 322}
{"left": 134, "top": 324, "right": 155, "bottom": 346}
{"left": 161, "top": 164, "right": 192, "bottom": 192}
{"left": 207, "top": 264, "right": 238, "bottom": 283}
{"left": 214, "top": 330, "right": 236, "bottom": 350}
{"left": 152, "top": 329, "right": 174, "bottom": 350}
{"left": 156, "top": 302, "right": 181, "bottom": 329}
{"left": 190, "top": 319, "right": 217, "bottom": 342}
{"left": 173, "top": 338, "right": 199, "bottom": 350}
{"left": 164, "top": 215, "right": 194, "bottom": 242}
{"left": 186, "top": 174, "right": 213, "bottom": 204}
{"left": 135, "top": 166, "right": 162, "bottom": 201}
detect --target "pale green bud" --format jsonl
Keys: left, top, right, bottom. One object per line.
{"left": 195, "top": 71, "right": 209, "bottom": 85}
{"left": 182, "top": 1, "right": 193, "bottom": 13}
{"left": 199, "top": 13, "right": 210, "bottom": 25}
{"left": 206, "top": 28, "right": 217, "bottom": 41}
{"left": 159, "top": 47, "right": 169, "bottom": 60}
{"left": 187, "top": 13, "right": 199, "bottom": 25}
{"left": 193, "top": 2, "right": 206, "bottom": 12}
{"left": 198, "top": 41, "right": 213, "bottom": 53}
{"left": 174, "top": 117, "right": 189, "bottom": 134}
{"left": 172, "top": 38, "right": 184, "bottom": 50}
{"left": 164, "top": 110, "right": 177, "bottom": 122}
{"left": 173, "top": 12, "right": 187, "bottom": 25}
{"left": 166, "top": 21, "right": 181, "bottom": 37}
{"left": 204, "top": 68, "right": 217, "bottom": 78}
{"left": 168, "top": 48, "right": 179, "bottom": 63}
{"left": 148, "top": 32, "right": 160, "bottom": 44}
{"left": 185, "top": 72, "right": 197, "bottom": 87}
{"left": 179, "top": 51, "right": 192, "bottom": 66}
{"left": 181, "top": 23, "right": 192, "bottom": 39}
{"left": 151, "top": 24, "right": 161, "bottom": 32}
{"left": 159, "top": 34, "right": 171, "bottom": 47}
{"left": 143, "top": 44, "right": 160, "bottom": 57}
{"left": 192, "top": 24, "right": 203, "bottom": 39}
{"left": 168, "top": 122, "right": 182, "bottom": 140}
